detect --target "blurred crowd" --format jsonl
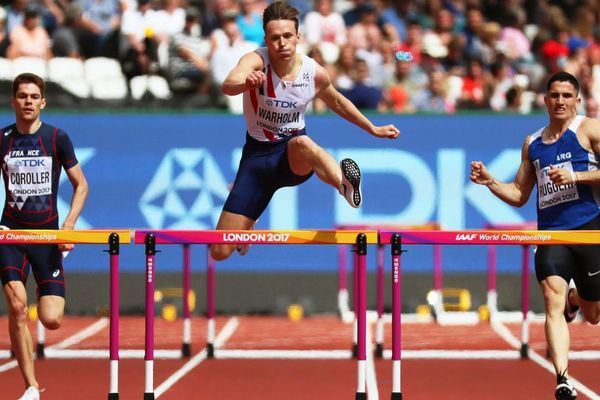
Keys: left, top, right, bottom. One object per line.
{"left": 1, "top": 0, "right": 600, "bottom": 114}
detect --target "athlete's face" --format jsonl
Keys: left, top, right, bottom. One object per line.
{"left": 264, "top": 20, "right": 299, "bottom": 62}
{"left": 544, "top": 80, "right": 580, "bottom": 121}
{"left": 12, "top": 82, "right": 46, "bottom": 123}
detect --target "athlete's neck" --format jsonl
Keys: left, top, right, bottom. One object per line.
{"left": 16, "top": 119, "right": 42, "bottom": 134}
{"left": 270, "top": 54, "right": 300, "bottom": 82}
{"left": 545, "top": 116, "right": 576, "bottom": 142}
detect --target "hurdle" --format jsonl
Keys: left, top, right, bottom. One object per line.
{"left": 336, "top": 223, "right": 439, "bottom": 357}
{"left": 485, "top": 222, "right": 537, "bottom": 319}
{"left": 0, "top": 229, "right": 130, "bottom": 400}
{"left": 380, "top": 229, "right": 600, "bottom": 399}
{"left": 135, "top": 229, "right": 377, "bottom": 400}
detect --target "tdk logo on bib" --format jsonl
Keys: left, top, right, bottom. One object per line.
{"left": 265, "top": 99, "right": 297, "bottom": 109}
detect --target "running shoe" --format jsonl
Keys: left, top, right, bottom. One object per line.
{"left": 18, "top": 386, "right": 40, "bottom": 400}
{"left": 236, "top": 220, "right": 258, "bottom": 256}
{"left": 564, "top": 287, "right": 579, "bottom": 323}
{"left": 555, "top": 372, "right": 577, "bottom": 399}
{"left": 236, "top": 244, "right": 250, "bottom": 256}
{"left": 339, "top": 158, "right": 362, "bottom": 208}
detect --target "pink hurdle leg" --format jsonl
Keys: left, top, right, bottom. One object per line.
{"left": 206, "top": 248, "right": 216, "bottom": 358}
{"left": 520, "top": 244, "right": 530, "bottom": 359}
{"left": 108, "top": 233, "right": 120, "bottom": 400}
{"left": 375, "top": 243, "right": 385, "bottom": 358}
{"left": 181, "top": 244, "right": 191, "bottom": 357}
{"left": 355, "top": 233, "right": 367, "bottom": 400}
{"left": 352, "top": 244, "right": 358, "bottom": 358}
{"left": 144, "top": 234, "right": 156, "bottom": 400}
{"left": 391, "top": 234, "right": 403, "bottom": 400}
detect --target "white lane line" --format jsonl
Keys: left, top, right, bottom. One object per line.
{"left": 0, "top": 317, "right": 108, "bottom": 373}
{"left": 50, "top": 318, "right": 108, "bottom": 349}
{"left": 215, "top": 349, "right": 352, "bottom": 359}
{"left": 492, "top": 319, "right": 600, "bottom": 400}
{"left": 155, "top": 317, "right": 239, "bottom": 398}
{"left": 366, "top": 321, "right": 379, "bottom": 400}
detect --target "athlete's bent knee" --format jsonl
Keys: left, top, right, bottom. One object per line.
{"left": 40, "top": 314, "right": 63, "bottom": 330}
{"left": 210, "top": 244, "right": 233, "bottom": 261}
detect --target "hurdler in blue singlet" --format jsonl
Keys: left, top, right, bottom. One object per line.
{"left": 528, "top": 115, "right": 600, "bottom": 230}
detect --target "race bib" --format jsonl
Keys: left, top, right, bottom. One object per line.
{"left": 536, "top": 160, "right": 579, "bottom": 209}
{"left": 5, "top": 156, "right": 52, "bottom": 204}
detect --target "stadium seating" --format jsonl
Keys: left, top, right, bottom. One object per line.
{"left": 84, "top": 57, "right": 128, "bottom": 101}
{"left": 48, "top": 57, "right": 91, "bottom": 99}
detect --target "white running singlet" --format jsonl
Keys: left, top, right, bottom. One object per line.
{"left": 243, "top": 47, "right": 317, "bottom": 142}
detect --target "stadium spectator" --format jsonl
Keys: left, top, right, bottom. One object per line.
{"left": 167, "top": 7, "right": 211, "bottom": 93}
{"left": 7, "top": 5, "right": 52, "bottom": 60}
{"left": 381, "top": 53, "right": 426, "bottom": 113}
{"left": 119, "top": 0, "right": 161, "bottom": 79}
{"left": 338, "top": 57, "right": 383, "bottom": 110}
{"left": 303, "top": 0, "right": 346, "bottom": 46}
{"left": 333, "top": 43, "right": 357, "bottom": 90}
{"left": 79, "top": 0, "right": 121, "bottom": 58}
{"left": 411, "top": 66, "right": 454, "bottom": 113}
{"left": 0, "top": 7, "right": 8, "bottom": 57}
{"left": 51, "top": 2, "right": 84, "bottom": 58}
{"left": 237, "top": 0, "right": 264, "bottom": 46}
{"left": 457, "top": 57, "right": 487, "bottom": 110}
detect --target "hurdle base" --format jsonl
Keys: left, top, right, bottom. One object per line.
{"left": 352, "top": 344, "right": 358, "bottom": 359}
{"left": 207, "top": 343, "right": 215, "bottom": 358}
{"left": 143, "top": 393, "right": 155, "bottom": 400}
{"left": 520, "top": 343, "right": 529, "bottom": 359}
{"left": 355, "top": 392, "right": 367, "bottom": 400}
{"left": 181, "top": 343, "right": 191, "bottom": 358}
{"left": 375, "top": 343, "right": 384, "bottom": 358}
{"left": 108, "top": 393, "right": 119, "bottom": 400}
{"left": 36, "top": 343, "right": 45, "bottom": 359}
{"left": 391, "top": 393, "right": 403, "bottom": 400}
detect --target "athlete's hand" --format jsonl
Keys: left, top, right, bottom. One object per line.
{"left": 59, "top": 222, "right": 75, "bottom": 252}
{"left": 372, "top": 124, "right": 400, "bottom": 139}
{"left": 548, "top": 165, "right": 577, "bottom": 185}
{"left": 245, "top": 70, "right": 265, "bottom": 90}
{"left": 470, "top": 161, "right": 494, "bottom": 186}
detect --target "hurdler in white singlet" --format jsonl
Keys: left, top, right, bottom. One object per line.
{"left": 243, "top": 47, "right": 317, "bottom": 142}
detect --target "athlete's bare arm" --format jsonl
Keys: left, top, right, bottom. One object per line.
{"left": 470, "top": 136, "right": 536, "bottom": 207}
{"left": 222, "top": 52, "right": 265, "bottom": 96}
{"left": 59, "top": 164, "right": 88, "bottom": 251}
{"left": 314, "top": 64, "right": 399, "bottom": 139}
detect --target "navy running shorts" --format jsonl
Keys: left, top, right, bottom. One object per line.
{"left": 0, "top": 222, "right": 65, "bottom": 298}
{"left": 535, "top": 214, "right": 600, "bottom": 301}
{"left": 223, "top": 132, "right": 314, "bottom": 221}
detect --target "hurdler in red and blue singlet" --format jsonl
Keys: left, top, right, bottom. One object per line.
{"left": 0, "top": 122, "right": 78, "bottom": 297}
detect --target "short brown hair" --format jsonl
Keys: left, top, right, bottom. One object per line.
{"left": 263, "top": 1, "right": 299, "bottom": 33}
{"left": 12, "top": 73, "right": 45, "bottom": 98}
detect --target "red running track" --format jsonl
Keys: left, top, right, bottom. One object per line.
{"left": 0, "top": 315, "right": 599, "bottom": 399}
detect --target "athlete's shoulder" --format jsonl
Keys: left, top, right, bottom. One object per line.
{"left": 527, "top": 126, "right": 544, "bottom": 145}
{"left": 0, "top": 123, "right": 16, "bottom": 135}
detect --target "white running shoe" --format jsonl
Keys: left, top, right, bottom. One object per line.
{"left": 339, "top": 158, "right": 362, "bottom": 208}
{"left": 556, "top": 372, "right": 577, "bottom": 399}
{"left": 18, "top": 386, "right": 40, "bottom": 400}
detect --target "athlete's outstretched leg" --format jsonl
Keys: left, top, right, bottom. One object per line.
{"left": 287, "top": 136, "right": 361, "bottom": 207}
{"left": 211, "top": 211, "right": 256, "bottom": 261}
